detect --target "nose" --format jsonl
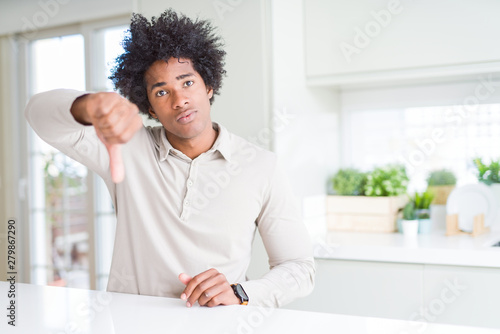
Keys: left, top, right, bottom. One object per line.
{"left": 171, "top": 90, "right": 189, "bottom": 109}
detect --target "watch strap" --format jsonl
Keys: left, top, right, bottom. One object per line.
{"left": 230, "top": 283, "right": 249, "bottom": 305}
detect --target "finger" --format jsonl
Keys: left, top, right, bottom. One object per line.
{"left": 95, "top": 102, "right": 139, "bottom": 142}
{"left": 182, "top": 269, "right": 219, "bottom": 306}
{"left": 206, "top": 289, "right": 239, "bottom": 307}
{"left": 107, "top": 144, "right": 124, "bottom": 183}
{"left": 87, "top": 93, "right": 121, "bottom": 120}
{"left": 97, "top": 113, "right": 143, "bottom": 146}
{"left": 187, "top": 272, "right": 227, "bottom": 307}
{"left": 197, "top": 283, "right": 228, "bottom": 306}
{"left": 178, "top": 273, "right": 192, "bottom": 300}
{"left": 178, "top": 273, "right": 192, "bottom": 285}
{"left": 97, "top": 112, "right": 132, "bottom": 142}
{"left": 93, "top": 103, "right": 124, "bottom": 130}
{"left": 118, "top": 113, "right": 144, "bottom": 142}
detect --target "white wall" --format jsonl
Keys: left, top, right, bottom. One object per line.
{"left": 247, "top": 0, "right": 341, "bottom": 282}
{"left": 271, "top": 0, "right": 340, "bottom": 200}
{"left": 248, "top": 0, "right": 341, "bottom": 281}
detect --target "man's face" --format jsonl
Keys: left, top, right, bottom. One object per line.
{"left": 144, "top": 57, "right": 214, "bottom": 142}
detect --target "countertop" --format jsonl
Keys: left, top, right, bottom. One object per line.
{"left": 2, "top": 282, "right": 500, "bottom": 334}
{"left": 312, "top": 228, "right": 500, "bottom": 268}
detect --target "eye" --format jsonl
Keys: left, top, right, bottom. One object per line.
{"left": 184, "top": 80, "right": 194, "bottom": 87}
{"left": 155, "top": 90, "right": 167, "bottom": 97}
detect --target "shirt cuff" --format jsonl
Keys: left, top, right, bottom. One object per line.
{"left": 55, "top": 89, "right": 90, "bottom": 128}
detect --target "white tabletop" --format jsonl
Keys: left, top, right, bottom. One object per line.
{"left": 1, "top": 282, "right": 500, "bottom": 333}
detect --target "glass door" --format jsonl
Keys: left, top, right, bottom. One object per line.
{"left": 27, "top": 23, "right": 129, "bottom": 290}
{"left": 28, "top": 34, "right": 90, "bottom": 288}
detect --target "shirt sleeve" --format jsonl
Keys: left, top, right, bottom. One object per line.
{"left": 240, "top": 158, "right": 316, "bottom": 307}
{"left": 24, "top": 89, "right": 113, "bottom": 183}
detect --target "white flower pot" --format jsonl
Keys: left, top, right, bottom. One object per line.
{"left": 402, "top": 220, "right": 419, "bottom": 237}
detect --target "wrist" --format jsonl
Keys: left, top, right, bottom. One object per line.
{"left": 70, "top": 94, "right": 92, "bottom": 125}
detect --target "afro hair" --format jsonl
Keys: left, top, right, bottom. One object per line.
{"left": 109, "top": 9, "right": 226, "bottom": 119}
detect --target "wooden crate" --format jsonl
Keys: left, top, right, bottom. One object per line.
{"left": 326, "top": 195, "right": 407, "bottom": 233}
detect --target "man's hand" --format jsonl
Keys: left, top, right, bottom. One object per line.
{"left": 70, "top": 92, "right": 143, "bottom": 183}
{"left": 178, "top": 269, "right": 240, "bottom": 307}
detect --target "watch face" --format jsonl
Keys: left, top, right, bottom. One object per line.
{"left": 235, "top": 284, "right": 249, "bottom": 302}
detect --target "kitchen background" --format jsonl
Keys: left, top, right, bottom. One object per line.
{"left": 1, "top": 0, "right": 500, "bottom": 330}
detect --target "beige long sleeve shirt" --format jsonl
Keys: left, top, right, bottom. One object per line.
{"left": 25, "top": 89, "right": 315, "bottom": 307}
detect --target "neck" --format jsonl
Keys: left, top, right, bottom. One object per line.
{"left": 166, "top": 125, "right": 219, "bottom": 160}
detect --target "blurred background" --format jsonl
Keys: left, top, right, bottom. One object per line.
{"left": 0, "top": 0, "right": 500, "bottom": 323}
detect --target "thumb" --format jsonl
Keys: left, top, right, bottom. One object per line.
{"left": 107, "top": 144, "right": 124, "bottom": 183}
{"left": 178, "top": 273, "right": 192, "bottom": 285}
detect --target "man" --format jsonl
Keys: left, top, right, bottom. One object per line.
{"left": 25, "top": 9, "right": 314, "bottom": 308}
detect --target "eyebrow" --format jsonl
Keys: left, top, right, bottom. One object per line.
{"left": 149, "top": 73, "right": 195, "bottom": 92}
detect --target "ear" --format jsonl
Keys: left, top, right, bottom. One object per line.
{"left": 207, "top": 87, "right": 213, "bottom": 99}
{"left": 148, "top": 108, "right": 157, "bottom": 119}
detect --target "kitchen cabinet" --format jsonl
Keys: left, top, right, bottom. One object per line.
{"left": 285, "top": 259, "right": 424, "bottom": 320}
{"left": 423, "top": 265, "right": 500, "bottom": 329}
{"left": 285, "top": 259, "right": 500, "bottom": 329}
{"left": 304, "top": 0, "right": 500, "bottom": 86}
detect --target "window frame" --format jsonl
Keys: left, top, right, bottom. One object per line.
{"left": 16, "top": 15, "right": 131, "bottom": 290}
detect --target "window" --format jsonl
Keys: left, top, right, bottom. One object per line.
{"left": 345, "top": 102, "right": 500, "bottom": 192}
{"left": 25, "top": 20, "right": 129, "bottom": 290}
{"left": 29, "top": 34, "right": 89, "bottom": 288}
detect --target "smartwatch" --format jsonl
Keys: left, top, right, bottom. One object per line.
{"left": 231, "top": 283, "right": 249, "bottom": 305}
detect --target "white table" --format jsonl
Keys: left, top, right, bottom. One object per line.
{"left": 1, "top": 282, "right": 500, "bottom": 333}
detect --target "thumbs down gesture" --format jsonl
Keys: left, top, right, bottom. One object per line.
{"left": 70, "top": 92, "right": 143, "bottom": 183}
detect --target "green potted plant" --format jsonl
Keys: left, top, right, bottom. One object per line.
{"left": 414, "top": 191, "right": 435, "bottom": 234}
{"left": 473, "top": 158, "right": 500, "bottom": 205}
{"left": 329, "top": 168, "right": 366, "bottom": 196}
{"left": 401, "top": 202, "right": 418, "bottom": 237}
{"left": 326, "top": 164, "right": 408, "bottom": 233}
{"left": 364, "top": 164, "right": 409, "bottom": 197}
{"left": 426, "top": 169, "right": 456, "bottom": 205}
{"left": 473, "top": 158, "right": 500, "bottom": 185}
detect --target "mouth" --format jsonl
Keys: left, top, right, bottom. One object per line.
{"left": 176, "top": 110, "right": 197, "bottom": 124}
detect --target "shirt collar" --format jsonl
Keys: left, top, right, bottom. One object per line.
{"left": 157, "top": 122, "right": 232, "bottom": 162}
{"left": 210, "top": 122, "right": 232, "bottom": 162}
